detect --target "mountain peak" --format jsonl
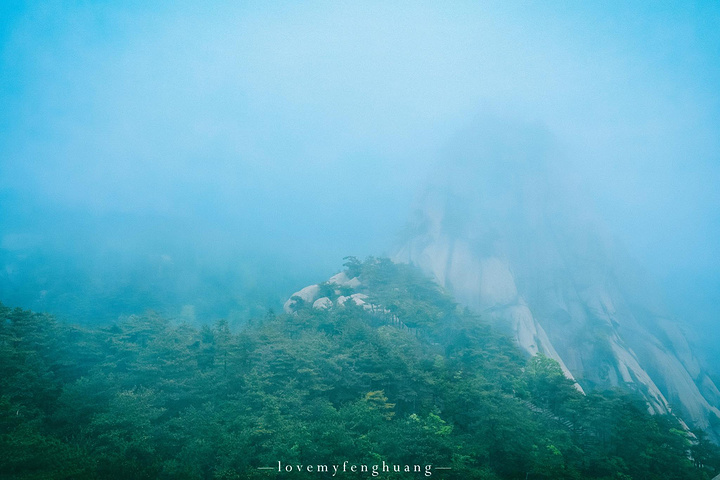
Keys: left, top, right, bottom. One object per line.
{"left": 396, "top": 127, "right": 720, "bottom": 438}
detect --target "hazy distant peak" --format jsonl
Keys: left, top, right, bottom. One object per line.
{"left": 397, "top": 124, "right": 720, "bottom": 439}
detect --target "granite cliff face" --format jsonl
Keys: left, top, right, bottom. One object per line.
{"left": 394, "top": 125, "right": 720, "bottom": 437}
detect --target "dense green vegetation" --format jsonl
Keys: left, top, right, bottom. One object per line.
{"left": 1, "top": 257, "right": 719, "bottom": 479}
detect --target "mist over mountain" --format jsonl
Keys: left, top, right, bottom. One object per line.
{"left": 393, "top": 119, "right": 720, "bottom": 439}
{"left": 2, "top": 1, "right": 719, "bottom": 331}
{"left": 1, "top": 2, "right": 720, "bottom": 471}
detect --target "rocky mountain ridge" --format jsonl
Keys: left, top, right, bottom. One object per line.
{"left": 284, "top": 248, "right": 720, "bottom": 439}
{"left": 390, "top": 128, "right": 720, "bottom": 439}
{"left": 283, "top": 123, "right": 720, "bottom": 439}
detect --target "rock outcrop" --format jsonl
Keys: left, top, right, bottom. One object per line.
{"left": 284, "top": 270, "right": 368, "bottom": 313}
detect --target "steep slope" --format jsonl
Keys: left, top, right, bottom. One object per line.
{"left": 393, "top": 123, "right": 720, "bottom": 438}
{"left": 6, "top": 258, "right": 720, "bottom": 479}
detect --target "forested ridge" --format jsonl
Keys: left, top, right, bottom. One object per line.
{"left": 1, "top": 258, "right": 719, "bottom": 479}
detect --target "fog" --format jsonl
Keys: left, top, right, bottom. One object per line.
{"left": 1, "top": 2, "right": 719, "bottom": 363}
